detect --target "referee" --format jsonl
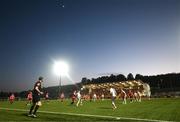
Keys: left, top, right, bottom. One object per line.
{"left": 28, "top": 76, "right": 44, "bottom": 118}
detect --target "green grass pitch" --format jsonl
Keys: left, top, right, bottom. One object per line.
{"left": 0, "top": 98, "right": 180, "bottom": 121}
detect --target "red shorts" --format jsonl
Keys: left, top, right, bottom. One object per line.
{"left": 9, "top": 99, "right": 14, "bottom": 101}
{"left": 28, "top": 98, "right": 32, "bottom": 101}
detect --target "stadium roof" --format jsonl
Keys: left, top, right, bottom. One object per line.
{"left": 82, "top": 80, "right": 145, "bottom": 90}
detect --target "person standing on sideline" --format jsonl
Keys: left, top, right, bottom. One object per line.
{"left": 28, "top": 76, "right": 44, "bottom": 118}
{"left": 110, "top": 87, "right": 117, "bottom": 109}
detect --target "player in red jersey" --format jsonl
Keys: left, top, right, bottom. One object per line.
{"left": 26, "top": 91, "right": 33, "bottom": 106}
{"left": 60, "top": 92, "right": 65, "bottom": 102}
{"left": 71, "top": 90, "right": 76, "bottom": 105}
{"left": 9, "top": 93, "right": 15, "bottom": 104}
{"left": 45, "top": 92, "right": 49, "bottom": 103}
{"left": 128, "top": 89, "right": 134, "bottom": 103}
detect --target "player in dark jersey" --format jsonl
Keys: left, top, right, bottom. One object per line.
{"left": 28, "top": 76, "right": 44, "bottom": 118}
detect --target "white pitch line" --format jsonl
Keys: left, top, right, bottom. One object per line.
{"left": 0, "top": 107, "right": 173, "bottom": 122}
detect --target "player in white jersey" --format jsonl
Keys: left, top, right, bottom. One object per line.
{"left": 76, "top": 90, "right": 82, "bottom": 106}
{"left": 137, "top": 90, "right": 142, "bottom": 102}
{"left": 143, "top": 83, "right": 151, "bottom": 100}
{"left": 101, "top": 93, "right": 105, "bottom": 101}
{"left": 110, "top": 87, "right": 117, "bottom": 109}
{"left": 120, "top": 89, "right": 127, "bottom": 104}
{"left": 134, "top": 91, "right": 138, "bottom": 102}
{"left": 93, "top": 93, "right": 97, "bottom": 102}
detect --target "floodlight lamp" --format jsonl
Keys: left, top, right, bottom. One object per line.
{"left": 53, "top": 61, "right": 69, "bottom": 76}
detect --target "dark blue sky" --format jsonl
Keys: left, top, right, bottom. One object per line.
{"left": 0, "top": 0, "right": 179, "bottom": 91}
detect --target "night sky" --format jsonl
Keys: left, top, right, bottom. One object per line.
{"left": 0, "top": 0, "right": 179, "bottom": 92}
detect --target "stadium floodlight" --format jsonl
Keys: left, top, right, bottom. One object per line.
{"left": 53, "top": 61, "right": 69, "bottom": 95}
{"left": 53, "top": 61, "right": 69, "bottom": 76}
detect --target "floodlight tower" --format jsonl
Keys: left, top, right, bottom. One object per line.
{"left": 53, "top": 61, "right": 69, "bottom": 95}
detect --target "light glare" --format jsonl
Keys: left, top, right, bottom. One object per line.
{"left": 53, "top": 61, "right": 69, "bottom": 76}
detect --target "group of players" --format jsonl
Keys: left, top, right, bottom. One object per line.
{"left": 68, "top": 87, "right": 144, "bottom": 110}
{"left": 109, "top": 87, "right": 144, "bottom": 109}
{"left": 7, "top": 76, "right": 149, "bottom": 118}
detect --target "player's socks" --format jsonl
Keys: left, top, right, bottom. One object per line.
{"left": 29, "top": 104, "right": 35, "bottom": 114}
{"left": 33, "top": 105, "right": 39, "bottom": 115}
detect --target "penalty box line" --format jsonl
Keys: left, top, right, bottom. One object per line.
{"left": 0, "top": 107, "right": 172, "bottom": 122}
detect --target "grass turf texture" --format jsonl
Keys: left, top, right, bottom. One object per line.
{"left": 0, "top": 98, "right": 180, "bottom": 121}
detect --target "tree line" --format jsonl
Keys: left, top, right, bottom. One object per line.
{"left": 0, "top": 73, "right": 179, "bottom": 99}
{"left": 81, "top": 73, "right": 180, "bottom": 94}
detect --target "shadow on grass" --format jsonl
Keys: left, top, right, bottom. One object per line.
{"left": 98, "top": 107, "right": 112, "bottom": 110}
{"left": 22, "top": 113, "right": 29, "bottom": 116}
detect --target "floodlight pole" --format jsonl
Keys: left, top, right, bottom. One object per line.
{"left": 59, "top": 75, "right": 61, "bottom": 95}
